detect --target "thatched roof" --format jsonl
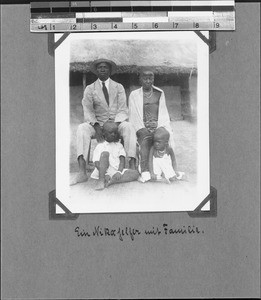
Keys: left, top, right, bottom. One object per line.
{"left": 70, "top": 39, "right": 197, "bottom": 74}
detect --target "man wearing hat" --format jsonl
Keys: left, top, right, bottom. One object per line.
{"left": 74, "top": 58, "right": 137, "bottom": 184}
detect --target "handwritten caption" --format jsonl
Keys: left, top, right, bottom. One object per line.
{"left": 74, "top": 223, "right": 204, "bottom": 242}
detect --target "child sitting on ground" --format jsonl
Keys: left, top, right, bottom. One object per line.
{"left": 149, "top": 127, "right": 184, "bottom": 183}
{"left": 91, "top": 121, "right": 139, "bottom": 190}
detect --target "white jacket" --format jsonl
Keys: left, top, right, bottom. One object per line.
{"left": 128, "top": 86, "right": 175, "bottom": 148}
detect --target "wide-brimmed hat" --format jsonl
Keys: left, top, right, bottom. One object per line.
{"left": 90, "top": 58, "right": 117, "bottom": 75}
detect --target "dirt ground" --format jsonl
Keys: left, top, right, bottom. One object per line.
{"left": 68, "top": 85, "right": 198, "bottom": 213}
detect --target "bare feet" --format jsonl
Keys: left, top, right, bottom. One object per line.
{"left": 176, "top": 172, "right": 186, "bottom": 180}
{"left": 70, "top": 172, "right": 88, "bottom": 185}
{"left": 70, "top": 155, "right": 89, "bottom": 185}
{"left": 158, "top": 177, "right": 171, "bottom": 184}
{"left": 169, "top": 176, "right": 177, "bottom": 182}
{"left": 152, "top": 176, "right": 172, "bottom": 184}
{"left": 105, "top": 173, "right": 120, "bottom": 187}
{"left": 104, "top": 175, "right": 111, "bottom": 188}
{"left": 95, "top": 179, "right": 105, "bottom": 190}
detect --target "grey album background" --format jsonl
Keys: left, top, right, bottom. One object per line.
{"left": 1, "top": 3, "right": 260, "bottom": 299}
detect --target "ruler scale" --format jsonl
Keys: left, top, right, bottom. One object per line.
{"left": 30, "top": 0, "right": 235, "bottom": 32}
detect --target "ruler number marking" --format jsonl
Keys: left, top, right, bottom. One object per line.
{"left": 38, "top": 24, "right": 47, "bottom": 30}
{"left": 71, "top": 24, "right": 77, "bottom": 30}
{"left": 133, "top": 23, "right": 138, "bottom": 29}
{"left": 173, "top": 23, "right": 178, "bottom": 28}
{"left": 193, "top": 22, "right": 199, "bottom": 28}
{"left": 92, "top": 23, "right": 97, "bottom": 30}
{"left": 214, "top": 22, "right": 220, "bottom": 28}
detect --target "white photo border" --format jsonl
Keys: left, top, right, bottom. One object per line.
{"left": 55, "top": 31, "right": 209, "bottom": 214}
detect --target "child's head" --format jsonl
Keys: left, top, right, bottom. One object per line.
{"left": 153, "top": 127, "right": 170, "bottom": 151}
{"left": 103, "top": 121, "right": 120, "bottom": 142}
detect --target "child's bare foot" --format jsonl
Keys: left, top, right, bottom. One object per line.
{"left": 169, "top": 176, "right": 177, "bottom": 182}
{"left": 95, "top": 179, "right": 105, "bottom": 190}
{"left": 164, "top": 177, "right": 171, "bottom": 184}
{"left": 106, "top": 173, "right": 120, "bottom": 187}
{"left": 104, "top": 175, "right": 111, "bottom": 188}
{"left": 70, "top": 172, "right": 88, "bottom": 185}
{"left": 156, "top": 177, "right": 171, "bottom": 184}
{"left": 176, "top": 172, "right": 185, "bottom": 180}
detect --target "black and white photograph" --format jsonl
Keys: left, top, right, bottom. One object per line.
{"left": 55, "top": 31, "right": 209, "bottom": 213}
{"left": 1, "top": 2, "right": 260, "bottom": 299}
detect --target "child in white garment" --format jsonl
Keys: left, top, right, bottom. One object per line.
{"left": 148, "top": 127, "right": 184, "bottom": 183}
{"left": 91, "top": 121, "right": 139, "bottom": 190}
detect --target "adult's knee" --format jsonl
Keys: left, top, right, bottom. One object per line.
{"left": 137, "top": 129, "right": 153, "bottom": 146}
{"left": 77, "top": 123, "right": 93, "bottom": 137}
{"left": 136, "top": 128, "right": 151, "bottom": 140}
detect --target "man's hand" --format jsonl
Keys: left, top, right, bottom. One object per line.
{"left": 94, "top": 123, "right": 104, "bottom": 143}
{"left": 145, "top": 120, "right": 158, "bottom": 132}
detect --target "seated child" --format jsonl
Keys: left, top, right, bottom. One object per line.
{"left": 149, "top": 127, "right": 184, "bottom": 183}
{"left": 91, "top": 121, "right": 139, "bottom": 190}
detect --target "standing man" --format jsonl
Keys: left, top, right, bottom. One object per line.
{"left": 74, "top": 58, "right": 137, "bottom": 184}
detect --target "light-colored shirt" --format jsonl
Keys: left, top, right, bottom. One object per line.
{"left": 92, "top": 141, "right": 126, "bottom": 169}
{"left": 98, "top": 78, "right": 110, "bottom": 92}
{"left": 129, "top": 86, "right": 171, "bottom": 132}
